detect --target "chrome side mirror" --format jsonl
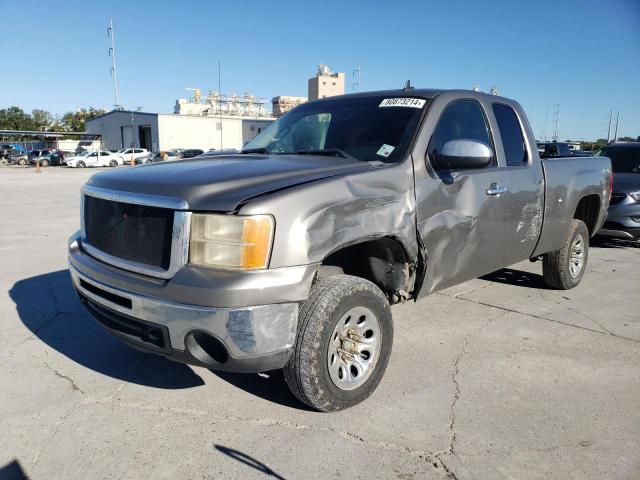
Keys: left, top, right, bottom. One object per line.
{"left": 432, "top": 139, "right": 493, "bottom": 170}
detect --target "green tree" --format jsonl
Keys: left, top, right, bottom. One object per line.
{"left": 60, "top": 107, "right": 106, "bottom": 132}
{"left": 31, "top": 109, "right": 54, "bottom": 131}
{"left": 0, "top": 106, "right": 35, "bottom": 130}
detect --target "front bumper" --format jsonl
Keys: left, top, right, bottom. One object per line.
{"left": 69, "top": 236, "right": 313, "bottom": 372}
{"left": 597, "top": 201, "right": 640, "bottom": 240}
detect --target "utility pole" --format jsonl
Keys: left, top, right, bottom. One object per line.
{"left": 352, "top": 65, "right": 361, "bottom": 92}
{"left": 218, "top": 60, "right": 223, "bottom": 150}
{"left": 613, "top": 111, "right": 620, "bottom": 142}
{"left": 542, "top": 105, "right": 549, "bottom": 141}
{"left": 107, "top": 19, "right": 120, "bottom": 109}
{"left": 607, "top": 109, "right": 612, "bottom": 142}
{"left": 552, "top": 104, "right": 560, "bottom": 141}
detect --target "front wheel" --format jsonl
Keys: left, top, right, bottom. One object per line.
{"left": 76, "top": 160, "right": 86, "bottom": 168}
{"left": 543, "top": 219, "right": 589, "bottom": 289}
{"left": 284, "top": 275, "right": 393, "bottom": 412}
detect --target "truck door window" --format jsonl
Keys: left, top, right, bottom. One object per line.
{"left": 492, "top": 103, "right": 528, "bottom": 166}
{"left": 428, "top": 100, "right": 493, "bottom": 169}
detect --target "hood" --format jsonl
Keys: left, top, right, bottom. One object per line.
{"left": 87, "top": 154, "right": 375, "bottom": 211}
{"left": 612, "top": 173, "right": 640, "bottom": 193}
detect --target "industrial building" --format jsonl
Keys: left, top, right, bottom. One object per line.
{"left": 85, "top": 109, "right": 273, "bottom": 152}
{"left": 174, "top": 90, "right": 269, "bottom": 117}
{"left": 85, "top": 64, "right": 346, "bottom": 151}
{"left": 271, "top": 96, "right": 307, "bottom": 117}
{"left": 308, "top": 64, "right": 345, "bottom": 100}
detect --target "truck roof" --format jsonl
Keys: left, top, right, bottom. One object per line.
{"left": 312, "top": 88, "right": 517, "bottom": 104}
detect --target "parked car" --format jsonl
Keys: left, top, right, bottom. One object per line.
{"left": 69, "top": 88, "right": 611, "bottom": 411}
{"left": 1, "top": 144, "right": 25, "bottom": 159}
{"left": 571, "top": 149, "right": 592, "bottom": 157}
{"left": 595, "top": 142, "right": 640, "bottom": 240}
{"left": 66, "top": 150, "right": 123, "bottom": 168}
{"left": 537, "top": 142, "right": 572, "bottom": 158}
{"left": 10, "top": 154, "right": 29, "bottom": 165}
{"left": 179, "top": 148, "right": 204, "bottom": 159}
{"left": 135, "top": 150, "right": 182, "bottom": 165}
{"left": 115, "top": 148, "right": 150, "bottom": 162}
{"left": 31, "top": 150, "right": 69, "bottom": 167}
{"left": 2, "top": 147, "right": 24, "bottom": 161}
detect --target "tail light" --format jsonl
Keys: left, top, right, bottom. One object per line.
{"left": 608, "top": 172, "right": 613, "bottom": 202}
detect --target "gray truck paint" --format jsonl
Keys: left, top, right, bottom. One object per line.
{"left": 69, "top": 88, "right": 611, "bottom": 372}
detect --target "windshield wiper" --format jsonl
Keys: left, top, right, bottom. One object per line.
{"left": 294, "top": 149, "right": 357, "bottom": 160}
{"left": 240, "top": 147, "right": 269, "bottom": 154}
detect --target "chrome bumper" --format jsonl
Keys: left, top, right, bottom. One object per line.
{"left": 70, "top": 265, "right": 299, "bottom": 371}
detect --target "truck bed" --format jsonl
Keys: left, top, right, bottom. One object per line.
{"left": 533, "top": 156, "right": 611, "bottom": 257}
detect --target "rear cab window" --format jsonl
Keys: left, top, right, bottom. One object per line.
{"left": 492, "top": 103, "right": 528, "bottom": 166}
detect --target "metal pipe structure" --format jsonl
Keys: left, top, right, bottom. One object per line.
{"left": 107, "top": 19, "right": 120, "bottom": 109}
{"left": 0, "top": 130, "right": 100, "bottom": 138}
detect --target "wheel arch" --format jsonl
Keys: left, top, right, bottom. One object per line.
{"left": 318, "top": 235, "right": 417, "bottom": 303}
{"left": 573, "top": 194, "right": 601, "bottom": 236}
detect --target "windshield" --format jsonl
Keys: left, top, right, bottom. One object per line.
{"left": 596, "top": 146, "right": 640, "bottom": 174}
{"left": 243, "top": 95, "right": 427, "bottom": 162}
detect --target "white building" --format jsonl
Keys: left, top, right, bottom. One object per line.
{"left": 85, "top": 110, "right": 273, "bottom": 152}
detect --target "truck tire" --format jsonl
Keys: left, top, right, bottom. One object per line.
{"left": 542, "top": 219, "right": 589, "bottom": 289}
{"left": 284, "top": 275, "right": 393, "bottom": 411}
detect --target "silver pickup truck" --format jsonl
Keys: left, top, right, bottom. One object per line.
{"left": 68, "top": 88, "right": 611, "bottom": 411}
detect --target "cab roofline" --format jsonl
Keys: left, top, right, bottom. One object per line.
{"left": 309, "top": 87, "right": 516, "bottom": 104}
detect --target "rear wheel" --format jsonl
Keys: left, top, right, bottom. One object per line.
{"left": 18, "top": 158, "right": 26, "bottom": 166}
{"left": 109, "top": 159, "right": 118, "bottom": 167}
{"left": 40, "top": 159, "right": 49, "bottom": 167}
{"left": 543, "top": 219, "right": 589, "bottom": 289}
{"left": 284, "top": 275, "right": 393, "bottom": 412}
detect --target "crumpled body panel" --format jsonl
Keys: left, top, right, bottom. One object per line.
{"left": 240, "top": 161, "right": 419, "bottom": 268}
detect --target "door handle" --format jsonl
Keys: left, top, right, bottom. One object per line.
{"left": 486, "top": 183, "right": 507, "bottom": 196}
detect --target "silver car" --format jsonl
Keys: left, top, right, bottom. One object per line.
{"left": 595, "top": 142, "right": 640, "bottom": 240}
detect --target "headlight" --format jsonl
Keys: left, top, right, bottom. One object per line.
{"left": 628, "top": 191, "right": 640, "bottom": 202}
{"left": 189, "top": 214, "right": 274, "bottom": 269}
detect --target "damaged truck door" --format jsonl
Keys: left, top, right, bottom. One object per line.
{"left": 69, "top": 88, "right": 611, "bottom": 412}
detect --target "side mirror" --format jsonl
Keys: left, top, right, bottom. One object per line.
{"left": 431, "top": 139, "right": 493, "bottom": 171}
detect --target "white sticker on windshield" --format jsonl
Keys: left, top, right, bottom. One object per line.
{"left": 377, "top": 144, "right": 395, "bottom": 158}
{"left": 379, "top": 98, "right": 426, "bottom": 108}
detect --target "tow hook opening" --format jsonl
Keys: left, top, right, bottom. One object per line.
{"left": 186, "top": 331, "right": 229, "bottom": 365}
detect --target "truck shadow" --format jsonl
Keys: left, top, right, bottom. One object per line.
{"left": 9, "top": 270, "right": 204, "bottom": 389}
{"left": 211, "top": 370, "right": 311, "bottom": 410}
{"left": 480, "top": 267, "right": 547, "bottom": 289}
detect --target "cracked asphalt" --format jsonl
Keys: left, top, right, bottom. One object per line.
{"left": 1, "top": 166, "right": 639, "bottom": 480}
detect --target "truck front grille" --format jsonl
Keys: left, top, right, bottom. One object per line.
{"left": 84, "top": 195, "right": 174, "bottom": 269}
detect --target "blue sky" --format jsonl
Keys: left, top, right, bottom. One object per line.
{"left": 0, "top": 0, "right": 638, "bottom": 140}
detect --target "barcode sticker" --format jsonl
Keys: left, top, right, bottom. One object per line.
{"left": 379, "top": 98, "right": 426, "bottom": 108}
